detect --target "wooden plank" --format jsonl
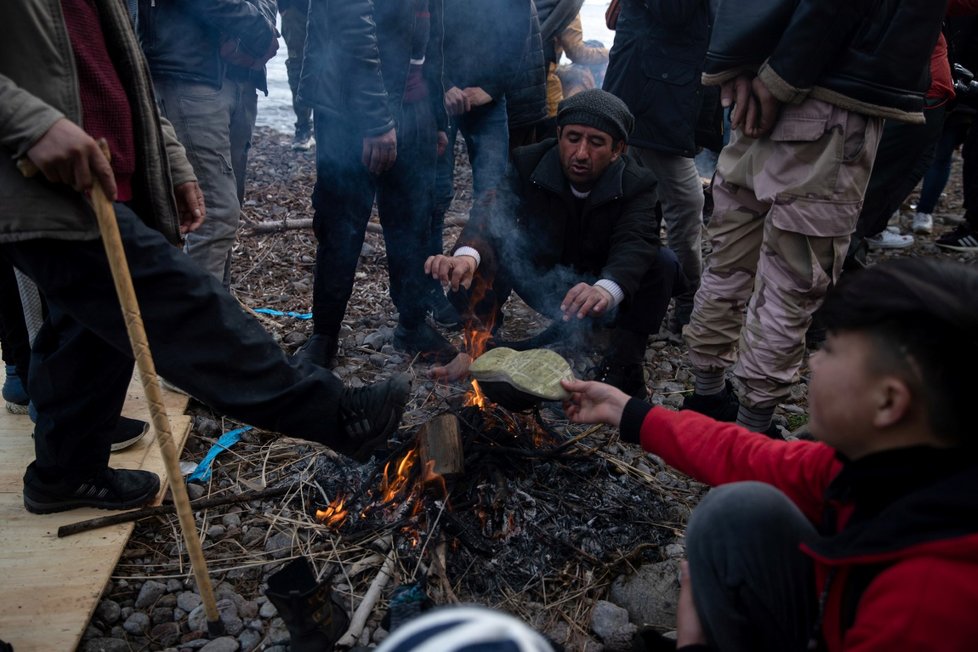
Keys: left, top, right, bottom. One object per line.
{"left": 417, "top": 413, "right": 464, "bottom": 479}
{"left": 0, "top": 368, "right": 191, "bottom": 652}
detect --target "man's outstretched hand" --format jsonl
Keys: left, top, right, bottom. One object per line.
{"left": 26, "top": 118, "right": 117, "bottom": 199}
{"left": 560, "top": 283, "right": 612, "bottom": 321}
{"left": 425, "top": 254, "right": 477, "bottom": 291}
{"left": 430, "top": 352, "right": 473, "bottom": 383}
{"left": 561, "top": 378, "right": 629, "bottom": 428}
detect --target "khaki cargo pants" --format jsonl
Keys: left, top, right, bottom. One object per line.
{"left": 685, "top": 98, "right": 882, "bottom": 407}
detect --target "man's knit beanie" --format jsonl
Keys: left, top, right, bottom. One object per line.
{"left": 556, "top": 89, "right": 634, "bottom": 143}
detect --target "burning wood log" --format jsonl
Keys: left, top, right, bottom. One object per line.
{"left": 417, "top": 414, "right": 464, "bottom": 480}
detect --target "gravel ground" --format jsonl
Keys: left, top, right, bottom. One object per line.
{"left": 79, "top": 128, "right": 975, "bottom": 652}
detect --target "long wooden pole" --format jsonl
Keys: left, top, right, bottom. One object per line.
{"left": 88, "top": 144, "right": 223, "bottom": 635}
{"left": 20, "top": 144, "right": 224, "bottom": 635}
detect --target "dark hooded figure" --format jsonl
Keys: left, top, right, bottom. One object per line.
{"left": 296, "top": 0, "right": 460, "bottom": 370}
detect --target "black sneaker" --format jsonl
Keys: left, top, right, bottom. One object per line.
{"left": 336, "top": 373, "right": 411, "bottom": 461}
{"left": 427, "top": 290, "right": 462, "bottom": 330}
{"left": 110, "top": 416, "right": 149, "bottom": 452}
{"left": 393, "top": 322, "right": 458, "bottom": 364}
{"left": 935, "top": 223, "right": 978, "bottom": 252}
{"left": 681, "top": 380, "right": 740, "bottom": 422}
{"left": 593, "top": 359, "right": 648, "bottom": 398}
{"left": 294, "top": 333, "right": 339, "bottom": 369}
{"left": 23, "top": 463, "right": 160, "bottom": 514}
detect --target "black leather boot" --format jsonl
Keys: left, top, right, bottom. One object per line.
{"left": 264, "top": 557, "right": 350, "bottom": 652}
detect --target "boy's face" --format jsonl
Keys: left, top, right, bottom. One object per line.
{"left": 807, "top": 330, "right": 883, "bottom": 458}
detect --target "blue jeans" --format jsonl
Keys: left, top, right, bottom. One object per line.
{"left": 918, "top": 112, "right": 972, "bottom": 215}
{"left": 431, "top": 97, "right": 509, "bottom": 256}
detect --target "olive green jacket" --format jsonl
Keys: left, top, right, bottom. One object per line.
{"left": 0, "top": 0, "right": 195, "bottom": 244}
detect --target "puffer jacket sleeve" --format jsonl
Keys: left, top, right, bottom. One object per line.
{"left": 0, "top": 73, "right": 66, "bottom": 159}
{"left": 159, "top": 116, "right": 196, "bottom": 186}
{"left": 177, "top": 0, "right": 276, "bottom": 59}
{"left": 621, "top": 401, "right": 840, "bottom": 524}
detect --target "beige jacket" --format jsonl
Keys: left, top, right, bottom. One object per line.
{"left": 0, "top": 0, "right": 195, "bottom": 244}
{"left": 545, "top": 14, "right": 609, "bottom": 117}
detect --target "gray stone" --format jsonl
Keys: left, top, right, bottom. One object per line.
{"left": 151, "top": 607, "right": 174, "bottom": 624}
{"left": 151, "top": 622, "right": 182, "bottom": 647}
{"left": 267, "top": 619, "right": 291, "bottom": 645}
{"left": 264, "top": 531, "right": 293, "bottom": 559}
{"left": 177, "top": 591, "right": 203, "bottom": 613}
{"left": 207, "top": 524, "right": 227, "bottom": 539}
{"left": 590, "top": 600, "right": 637, "bottom": 651}
{"left": 81, "top": 638, "right": 129, "bottom": 652}
{"left": 109, "top": 626, "right": 126, "bottom": 639}
{"left": 166, "top": 579, "right": 184, "bottom": 593}
{"left": 222, "top": 513, "right": 241, "bottom": 529}
{"left": 609, "top": 560, "right": 681, "bottom": 630}
{"left": 122, "top": 611, "right": 150, "bottom": 635}
{"left": 258, "top": 601, "right": 278, "bottom": 618}
{"left": 200, "top": 637, "right": 240, "bottom": 652}
{"left": 363, "top": 329, "right": 391, "bottom": 350}
{"left": 186, "top": 482, "right": 206, "bottom": 500}
{"left": 238, "top": 600, "right": 259, "bottom": 620}
{"left": 664, "top": 543, "right": 685, "bottom": 559}
{"left": 135, "top": 580, "right": 168, "bottom": 608}
{"left": 95, "top": 599, "right": 121, "bottom": 624}
{"left": 83, "top": 625, "right": 104, "bottom": 640}
{"left": 238, "top": 628, "right": 262, "bottom": 652}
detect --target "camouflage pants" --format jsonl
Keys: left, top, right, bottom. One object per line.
{"left": 685, "top": 99, "right": 882, "bottom": 407}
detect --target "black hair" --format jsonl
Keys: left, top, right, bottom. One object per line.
{"left": 820, "top": 258, "right": 978, "bottom": 446}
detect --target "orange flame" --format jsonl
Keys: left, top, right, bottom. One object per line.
{"left": 315, "top": 494, "right": 349, "bottom": 527}
{"left": 379, "top": 448, "right": 417, "bottom": 504}
{"left": 464, "top": 379, "right": 488, "bottom": 409}
{"left": 422, "top": 459, "right": 448, "bottom": 500}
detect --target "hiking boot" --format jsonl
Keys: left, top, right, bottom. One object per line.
{"left": 3, "top": 364, "right": 29, "bottom": 414}
{"left": 294, "top": 333, "right": 339, "bottom": 369}
{"left": 593, "top": 359, "right": 648, "bottom": 399}
{"left": 681, "top": 380, "right": 739, "bottom": 422}
{"left": 427, "top": 290, "right": 462, "bottom": 330}
{"left": 936, "top": 223, "right": 978, "bottom": 252}
{"left": 23, "top": 463, "right": 160, "bottom": 514}
{"left": 336, "top": 373, "right": 411, "bottom": 461}
{"left": 110, "top": 416, "right": 150, "bottom": 452}
{"left": 292, "top": 127, "right": 315, "bottom": 152}
{"left": 912, "top": 212, "right": 933, "bottom": 235}
{"left": 865, "top": 229, "right": 913, "bottom": 250}
{"left": 393, "top": 322, "right": 458, "bottom": 364}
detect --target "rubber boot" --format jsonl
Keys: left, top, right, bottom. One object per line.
{"left": 264, "top": 557, "right": 350, "bottom": 652}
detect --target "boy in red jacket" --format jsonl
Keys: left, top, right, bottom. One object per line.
{"left": 562, "top": 257, "right": 978, "bottom": 651}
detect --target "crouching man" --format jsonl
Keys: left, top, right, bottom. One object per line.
{"left": 562, "top": 257, "right": 978, "bottom": 651}
{"left": 426, "top": 89, "right": 683, "bottom": 396}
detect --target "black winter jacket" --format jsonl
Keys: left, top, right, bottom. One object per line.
{"left": 456, "top": 139, "right": 660, "bottom": 301}
{"left": 505, "top": 1, "right": 548, "bottom": 130}
{"left": 299, "top": 0, "right": 447, "bottom": 137}
{"left": 442, "top": 0, "right": 527, "bottom": 102}
{"left": 603, "top": 0, "right": 710, "bottom": 156}
{"left": 703, "top": 0, "right": 947, "bottom": 123}
{"left": 138, "top": 0, "right": 276, "bottom": 90}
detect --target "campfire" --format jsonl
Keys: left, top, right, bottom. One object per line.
{"left": 299, "top": 328, "right": 687, "bottom": 643}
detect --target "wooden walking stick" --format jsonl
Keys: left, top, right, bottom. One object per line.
{"left": 19, "top": 142, "right": 225, "bottom": 636}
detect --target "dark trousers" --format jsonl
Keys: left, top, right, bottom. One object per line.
{"left": 312, "top": 101, "right": 437, "bottom": 336}
{"left": 1, "top": 204, "right": 345, "bottom": 483}
{"left": 450, "top": 246, "right": 683, "bottom": 338}
{"left": 854, "top": 105, "right": 946, "bottom": 240}
{"left": 917, "top": 111, "right": 973, "bottom": 215}
{"left": 0, "top": 258, "right": 31, "bottom": 376}
{"left": 686, "top": 482, "right": 818, "bottom": 652}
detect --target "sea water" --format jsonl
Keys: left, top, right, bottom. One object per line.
{"left": 257, "top": 0, "right": 614, "bottom": 133}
